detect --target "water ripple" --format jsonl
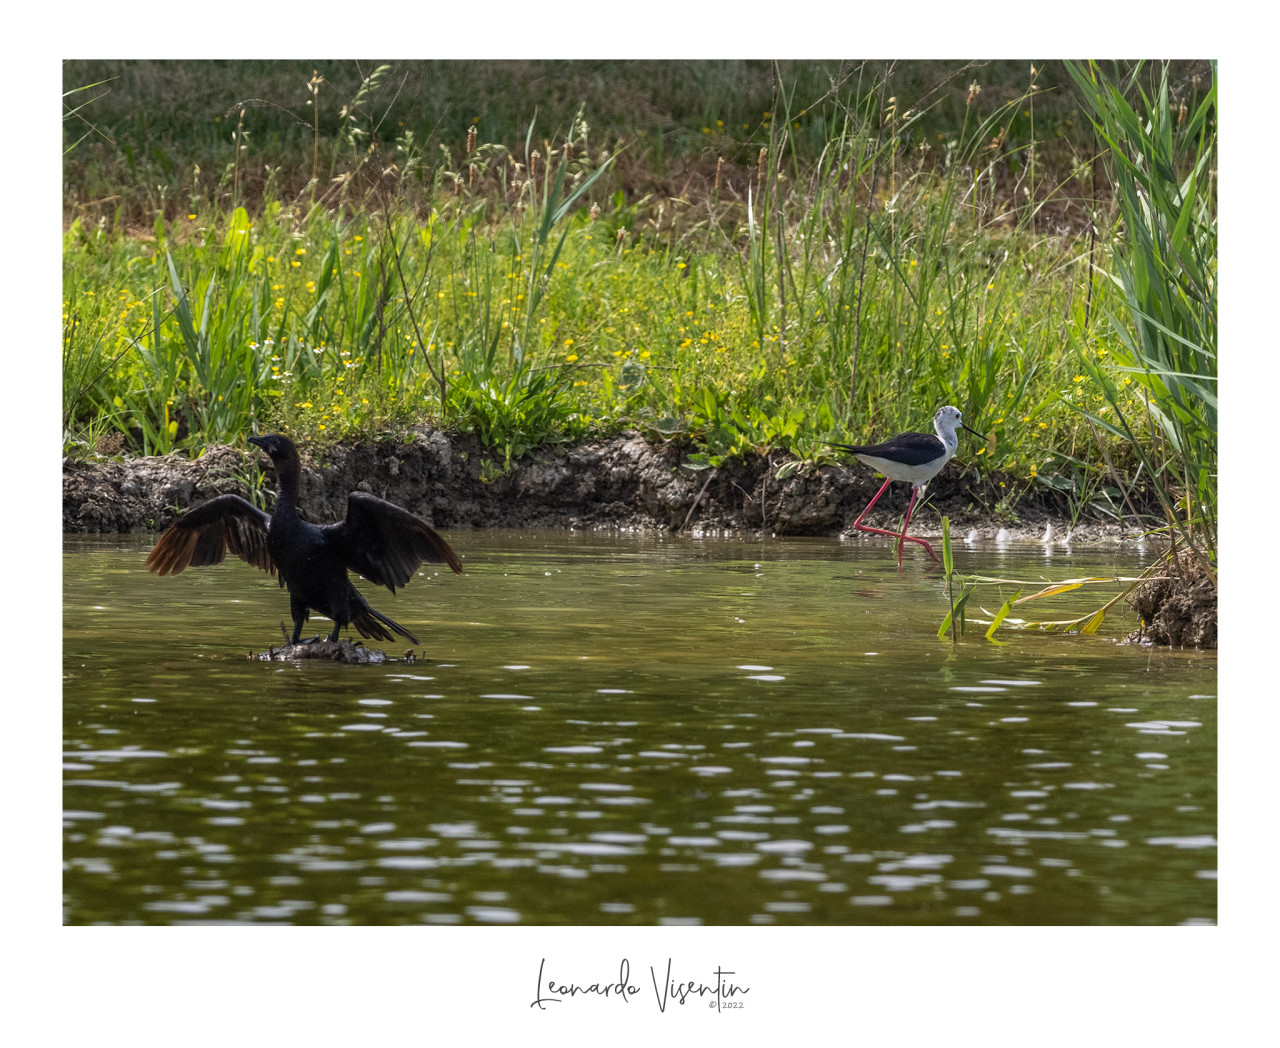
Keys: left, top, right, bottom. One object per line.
{"left": 63, "top": 532, "right": 1217, "bottom": 926}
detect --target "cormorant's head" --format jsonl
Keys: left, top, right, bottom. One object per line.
{"left": 247, "top": 433, "right": 298, "bottom": 463}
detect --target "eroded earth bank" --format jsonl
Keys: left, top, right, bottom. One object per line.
{"left": 62, "top": 428, "right": 1215, "bottom": 648}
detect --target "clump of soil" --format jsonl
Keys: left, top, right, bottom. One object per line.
{"left": 1125, "top": 556, "right": 1218, "bottom": 650}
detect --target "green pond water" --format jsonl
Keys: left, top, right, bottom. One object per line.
{"left": 63, "top": 530, "right": 1216, "bottom": 925}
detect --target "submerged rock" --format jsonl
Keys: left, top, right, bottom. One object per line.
{"left": 254, "top": 639, "right": 394, "bottom": 663}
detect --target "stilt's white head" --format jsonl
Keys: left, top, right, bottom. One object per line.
{"left": 933, "top": 405, "right": 980, "bottom": 453}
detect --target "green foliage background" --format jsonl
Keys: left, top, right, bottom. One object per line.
{"left": 62, "top": 59, "right": 1215, "bottom": 547}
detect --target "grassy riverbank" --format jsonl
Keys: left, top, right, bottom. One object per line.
{"left": 62, "top": 59, "right": 1215, "bottom": 544}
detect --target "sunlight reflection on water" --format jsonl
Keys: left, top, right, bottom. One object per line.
{"left": 64, "top": 531, "right": 1215, "bottom": 925}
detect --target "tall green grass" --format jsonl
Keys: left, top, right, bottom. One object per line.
{"left": 1062, "top": 60, "right": 1216, "bottom": 568}
{"left": 62, "top": 60, "right": 1201, "bottom": 519}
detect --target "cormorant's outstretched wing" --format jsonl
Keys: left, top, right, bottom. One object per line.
{"left": 328, "top": 492, "right": 463, "bottom": 593}
{"left": 145, "top": 495, "right": 274, "bottom": 576}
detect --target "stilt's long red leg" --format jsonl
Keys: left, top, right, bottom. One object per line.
{"left": 854, "top": 477, "right": 940, "bottom": 566}
{"left": 895, "top": 488, "right": 914, "bottom": 568}
{"left": 851, "top": 478, "right": 901, "bottom": 538}
{"left": 894, "top": 484, "right": 939, "bottom": 566}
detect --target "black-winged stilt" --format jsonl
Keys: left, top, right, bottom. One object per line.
{"left": 828, "top": 405, "right": 982, "bottom": 567}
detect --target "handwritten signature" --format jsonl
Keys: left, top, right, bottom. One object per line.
{"left": 531, "top": 957, "right": 749, "bottom": 1012}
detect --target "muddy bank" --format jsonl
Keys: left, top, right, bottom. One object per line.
{"left": 62, "top": 427, "right": 1123, "bottom": 538}
{"left": 62, "top": 427, "right": 1217, "bottom": 648}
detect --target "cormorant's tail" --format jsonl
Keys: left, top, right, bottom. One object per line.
{"left": 352, "top": 606, "right": 421, "bottom": 645}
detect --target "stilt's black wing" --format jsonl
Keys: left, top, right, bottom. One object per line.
{"left": 328, "top": 492, "right": 463, "bottom": 593}
{"left": 145, "top": 495, "right": 274, "bottom": 576}
{"left": 825, "top": 433, "right": 942, "bottom": 467}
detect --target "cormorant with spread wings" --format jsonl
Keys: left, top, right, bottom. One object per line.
{"left": 146, "top": 433, "right": 462, "bottom": 644}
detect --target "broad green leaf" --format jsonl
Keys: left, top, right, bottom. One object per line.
{"left": 985, "top": 588, "right": 1022, "bottom": 640}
